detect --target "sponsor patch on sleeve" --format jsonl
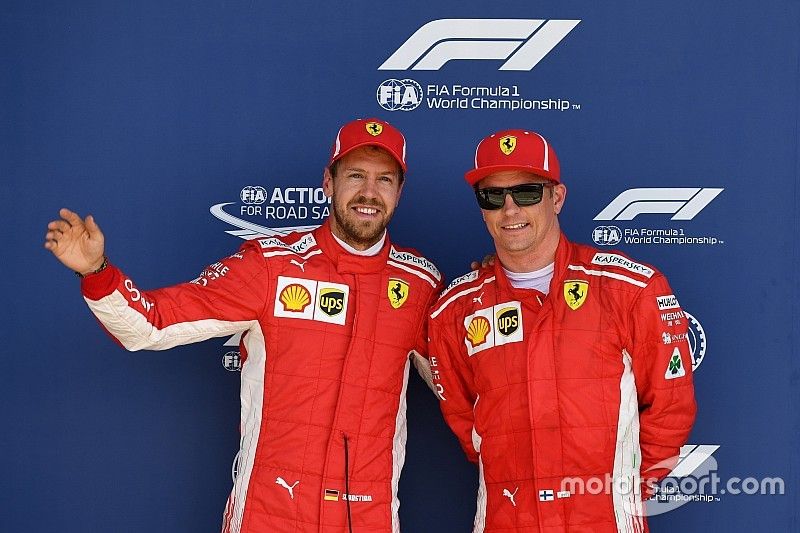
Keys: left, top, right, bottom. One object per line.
{"left": 260, "top": 233, "right": 317, "bottom": 255}
{"left": 389, "top": 246, "right": 442, "bottom": 281}
{"left": 656, "top": 294, "right": 680, "bottom": 310}
{"left": 664, "top": 347, "right": 687, "bottom": 379}
{"left": 443, "top": 270, "right": 479, "bottom": 293}
{"left": 591, "top": 253, "right": 654, "bottom": 278}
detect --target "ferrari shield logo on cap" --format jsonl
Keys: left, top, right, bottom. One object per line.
{"left": 499, "top": 135, "right": 517, "bottom": 155}
{"left": 563, "top": 280, "right": 588, "bottom": 310}
{"left": 387, "top": 278, "right": 409, "bottom": 309}
{"left": 366, "top": 122, "right": 383, "bottom": 136}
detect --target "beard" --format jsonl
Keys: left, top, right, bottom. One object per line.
{"left": 331, "top": 195, "right": 391, "bottom": 248}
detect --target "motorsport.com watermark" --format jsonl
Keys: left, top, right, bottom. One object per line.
{"left": 376, "top": 79, "right": 580, "bottom": 112}
{"left": 550, "top": 445, "right": 784, "bottom": 517}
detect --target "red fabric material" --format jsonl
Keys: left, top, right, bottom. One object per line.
{"left": 429, "top": 234, "right": 696, "bottom": 532}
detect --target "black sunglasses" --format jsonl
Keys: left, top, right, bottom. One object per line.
{"left": 474, "top": 183, "right": 551, "bottom": 210}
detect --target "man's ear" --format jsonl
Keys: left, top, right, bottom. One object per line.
{"left": 552, "top": 184, "right": 567, "bottom": 215}
{"left": 322, "top": 166, "right": 334, "bottom": 198}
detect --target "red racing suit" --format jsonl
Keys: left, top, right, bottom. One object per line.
{"left": 428, "top": 234, "right": 696, "bottom": 533}
{"left": 80, "top": 221, "right": 442, "bottom": 532}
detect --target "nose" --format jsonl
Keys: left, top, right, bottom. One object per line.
{"left": 358, "top": 176, "right": 380, "bottom": 198}
{"left": 501, "top": 191, "right": 520, "bottom": 214}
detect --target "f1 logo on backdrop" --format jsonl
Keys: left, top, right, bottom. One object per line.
{"left": 594, "top": 188, "right": 724, "bottom": 221}
{"left": 379, "top": 19, "right": 580, "bottom": 71}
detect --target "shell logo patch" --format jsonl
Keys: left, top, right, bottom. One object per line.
{"left": 466, "top": 316, "right": 491, "bottom": 347}
{"left": 388, "top": 278, "right": 409, "bottom": 309}
{"left": 366, "top": 122, "right": 383, "bottom": 136}
{"left": 280, "top": 284, "right": 311, "bottom": 312}
{"left": 499, "top": 135, "right": 517, "bottom": 155}
{"left": 564, "top": 280, "right": 588, "bottom": 310}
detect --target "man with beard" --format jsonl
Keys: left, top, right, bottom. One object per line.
{"left": 427, "top": 129, "right": 696, "bottom": 532}
{"left": 44, "top": 118, "right": 443, "bottom": 533}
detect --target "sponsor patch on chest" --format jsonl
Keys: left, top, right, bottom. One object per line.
{"left": 463, "top": 301, "right": 523, "bottom": 356}
{"left": 274, "top": 276, "right": 350, "bottom": 325}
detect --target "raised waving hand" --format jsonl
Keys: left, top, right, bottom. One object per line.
{"left": 44, "top": 208, "right": 106, "bottom": 275}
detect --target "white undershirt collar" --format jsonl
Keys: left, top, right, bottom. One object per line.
{"left": 502, "top": 262, "right": 555, "bottom": 294}
{"left": 332, "top": 230, "right": 386, "bottom": 256}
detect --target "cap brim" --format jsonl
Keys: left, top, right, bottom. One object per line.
{"left": 330, "top": 142, "right": 407, "bottom": 172}
{"left": 465, "top": 164, "right": 558, "bottom": 186}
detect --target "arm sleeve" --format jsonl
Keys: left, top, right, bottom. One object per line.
{"left": 410, "top": 282, "right": 445, "bottom": 390}
{"left": 628, "top": 274, "right": 697, "bottom": 483}
{"left": 80, "top": 240, "right": 269, "bottom": 351}
{"left": 412, "top": 280, "right": 445, "bottom": 357}
{"left": 428, "top": 313, "right": 479, "bottom": 463}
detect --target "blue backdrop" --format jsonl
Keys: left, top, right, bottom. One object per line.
{"left": 4, "top": 1, "right": 798, "bottom": 531}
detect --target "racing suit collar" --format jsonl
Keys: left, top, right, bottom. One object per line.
{"left": 315, "top": 219, "right": 391, "bottom": 274}
{"left": 493, "top": 232, "right": 574, "bottom": 301}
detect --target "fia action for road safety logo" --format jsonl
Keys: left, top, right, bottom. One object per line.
{"left": 366, "top": 122, "right": 383, "bottom": 136}
{"left": 387, "top": 278, "right": 409, "bottom": 309}
{"left": 499, "top": 135, "right": 517, "bottom": 155}
{"left": 563, "top": 280, "right": 588, "bottom": 310}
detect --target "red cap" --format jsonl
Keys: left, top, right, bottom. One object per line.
{"left": 465, "top": 129, "right": 560, "bottom": 186}
{"left": 329, "top": 118, "right": 407, "bottom": 172}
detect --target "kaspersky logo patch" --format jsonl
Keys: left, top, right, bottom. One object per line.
{"left": 464, "top": 301, "right": 523, "bottom": 356}
{"left": 388, "top": 278, "right": 409, "bottom": 309}
{"left": 563, "top": 280, "right": 588, "bottom": 310}
{"left": 499, "top": 135, "right": 517, "bottom": 155}
{"left": 665, "top": 347, "right": 686, "bottom": 379}
{"left": 366, "top": 122, "right": 383, "bottom": 136}
{"left": 274, "top": 276, "right": 349, "bottom": 325}
{"left": 466, "top": 316, "right": 491, "bottom": 347}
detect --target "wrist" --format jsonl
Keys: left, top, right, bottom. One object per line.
{"left": 75, "top": 256, "right": 108, "bottom": 278}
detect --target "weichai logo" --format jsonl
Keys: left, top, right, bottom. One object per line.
{"left": 318, "top": 288, "right": 345, "bottom": 316}
{"left": 466, "top": 316, "right": 491, "bottom": 347}
{"left": 496, "top": 307, "right": 519, "bottom": 336}
{"left": 280, "top": 284, "right": 311, "bottom": 312}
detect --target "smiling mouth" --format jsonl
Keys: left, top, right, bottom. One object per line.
{"left": 353, "top": 206, "right": 379, "bottom": 216}
{"left": 502, "top": 222, "right": 529, "bottom": 230}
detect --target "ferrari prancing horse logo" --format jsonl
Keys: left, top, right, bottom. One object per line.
{"left": 366, "top": 122, "right": 383, "bottom": 136}
{"left": 563, "top": 280, "right": 588, "bottom": 310}
{"left": 499, "top": 135, "right": 517, "bottom": 155}
{"left": 388, "top": 278, "right": 409, "bottom": 309}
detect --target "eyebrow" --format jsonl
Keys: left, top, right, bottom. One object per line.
{"left": 343, "top": 167, "right": 398, "bottom": 176}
